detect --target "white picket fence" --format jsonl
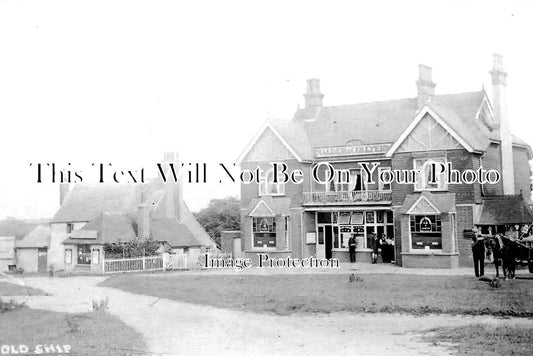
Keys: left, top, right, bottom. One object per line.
{"left": 103, "top": 256, "right": 164, "bottom": 274}
{"left": 102, "top": 251, "right": 232, "bottom": 273}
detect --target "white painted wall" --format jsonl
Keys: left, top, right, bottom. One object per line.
{"left": 16, "top": 249, "right": 38, "bottom": 273}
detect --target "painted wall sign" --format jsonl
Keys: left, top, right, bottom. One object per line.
{"left": 315, "top": 143, "right": 392, "bottom": 158}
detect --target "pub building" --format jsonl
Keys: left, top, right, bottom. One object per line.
{"left": 237, "top": 54, "right": 532, "bottom": 268}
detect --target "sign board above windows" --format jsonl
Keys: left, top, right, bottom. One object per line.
{"left": 314, "top": 143, "right": 392, "bottom": 158}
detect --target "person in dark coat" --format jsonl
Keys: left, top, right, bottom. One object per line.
{"left": 380, "top": 234, "right": 390, "bottom": 263}
{"left": 489, "top": 235, "right": 503, "bottom": 278}
{"left": 370, "top": 233, "right": 379, "bottom": 264}
{"left": 348, "top": 236, "right": 356, "bottom": 263}
{"left": 471, "top": 228, "right": 485, "bottom": 278}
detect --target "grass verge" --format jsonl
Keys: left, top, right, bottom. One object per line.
{"left": 0, "top": 306, "right": 147, "bottom": 356}
{"left": 421, "top": 324, "right": 533, "bottom": 355}
{"left": 100, "top": 273, "right": 533, "bottom": 316}
{"left": 0, "top": 281, "right": 47, "bottom": 296}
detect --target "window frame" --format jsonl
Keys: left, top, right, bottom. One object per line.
{"left": 378, "top": 167, "right": 392, "bottom": 191}
{"left": 413, "top": 157, "right": 448, "bottom": 192}
{"left": 409, "top": 214, "right": 443, "bottom": 252}
{"left": 259, "top": 169, "right": 285, "bottom": 196}
{"left": 252, "top": 217, "right": 277, "bottom": 249}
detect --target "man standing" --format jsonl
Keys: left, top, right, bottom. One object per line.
{"left": 348, "top": 235, "right": 356, "bottom": 263}
{"left": 471, "top": 228, "right": 485, "bottom": 278}
{"left": 370, "top": 233, "right": 379, "bottom": 264}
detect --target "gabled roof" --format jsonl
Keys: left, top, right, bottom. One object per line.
{"left": 62, "top": 213, "right": 136, "bottom": 245}
{"left": 244, "top": 196, "right": 292, "bottom": 216}
{"left": 151, "top": 218, "right": 204, "bottom": 247}
{"left": 399, "top": 192, "right": 456, "bottom": 215}
{"left": 53, "top": 184, "right": 140, "bottom": 223}
{"left": 477, "top": 195, "right": 533, "bottom": 225}
{"left": 53, "top": 181, "right": 216, "bottom": 248}
{"left": 0, "top": 218, "right": 44, "bottom": 240}
{"left": 243, "top": 90, "right": 531, "bottom": 161}
{"left": 16, "top": 225, "right": 50, "bottom": 248}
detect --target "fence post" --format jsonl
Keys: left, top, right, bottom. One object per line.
{"left": 142, "top": 256, "right": 146, "bottom": 271}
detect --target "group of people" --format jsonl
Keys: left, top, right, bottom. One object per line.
{"left": 348, "top": 233, "right": 394, "bottom": 264}
{"left": 471, "top": 227, "right": 520, "bottom": 279}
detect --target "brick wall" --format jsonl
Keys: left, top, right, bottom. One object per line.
{"left": 456, "top": 205, "right": 474, "bottom": 266}
{"left": 391, "top": 149, "right": 478, "bottom": 206}
{"left": 513, "top": 146, "right": 532, "bottom": 203}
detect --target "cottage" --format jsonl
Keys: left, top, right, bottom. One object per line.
{"left": 12, "top": 152, "right": 216, "bottom": 274}
{"left": 238, "top": 54, "right": 532, "bottom": 268}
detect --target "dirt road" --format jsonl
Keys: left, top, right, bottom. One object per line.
{"left": 3, "top": 276, "right": 529, "bottom": 356}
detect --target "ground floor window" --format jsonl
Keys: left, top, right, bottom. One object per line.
{"left": 77, "top": 244, "right": 91, "bottom": 264}
{"left": 410, "top": 215, "right": 442, "bottom": 250}
{"left": 253, "top": 217, "right": 276, "bottom": 248}
{"left": 316, "top": 210, "right": 394, "bottom": 250}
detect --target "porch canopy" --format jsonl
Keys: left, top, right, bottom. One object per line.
{"left": 477, "top": 195, "right": 533, "bottom": 225}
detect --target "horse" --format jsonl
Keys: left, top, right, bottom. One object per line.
{"left": 485, "top": 235, "right": 503, "bottom": 278}
{"left": 501, "top": 237, "right": 517, "bottom": 279}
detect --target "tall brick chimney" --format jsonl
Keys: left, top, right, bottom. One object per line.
{"left": 303, "top": 79, "right": 324, "bottom": 119}
{"left": 416, "top": 64, "right": 436, "bottom": 109}
{"left": 163, "top": 152, "right": 183, "bottom": 221}
{"left": 490, "top": 53, "right": 515, "bottom": 195}
{"left": 137, "top": 187, "right": 150, "bottom": 239}
{"left": 59, "top": 183, "right": 70, "bottom": 206}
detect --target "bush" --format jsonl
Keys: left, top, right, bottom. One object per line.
{"left": 104, "top": 239, "right": 160, "bottom": 259}
{"left": 0, "top": 299, "right": 24, "bottom": 313}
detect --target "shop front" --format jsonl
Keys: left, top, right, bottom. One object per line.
{"left": 311, "top": 209, "right": 395, "bottom": 263}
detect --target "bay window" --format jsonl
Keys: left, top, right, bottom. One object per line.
{"left": 410, "top": 215, "right": 442, "bottom": 250}
{"left": 252, "top": 217, "right": 276, "bottom": 248}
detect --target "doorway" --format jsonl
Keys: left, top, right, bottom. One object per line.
{"left": 317, "top": 225, "right": 333, "bottom": 259}
{"left": 37, "top": 248, "right": 47, "bottom": 273}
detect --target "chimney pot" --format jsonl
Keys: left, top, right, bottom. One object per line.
{"left": 303, "top": 78, "right": 324, "bottom": 110}
{"left": 490, "top": 53, "right": 507, "bottom": 86}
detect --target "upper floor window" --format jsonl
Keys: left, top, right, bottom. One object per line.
{"left": 66, "top": 223, "right": 74, "bottom": 234}
{"left": 378, "top": 167, "right": 391, "bottom": 191}
{"left": 413, "top": 157, "right": 447, "bottom": 191}
{"left": 259, "top": 169, "right": 285, "bottom": 196}
{"left": 335, "top": 169, "right": 367, "bottom": 192}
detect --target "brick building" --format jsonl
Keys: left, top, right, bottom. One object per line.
{"left": 238, "top": 54, "right": 532, "bottom": 268}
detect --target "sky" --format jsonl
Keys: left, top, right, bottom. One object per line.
{"left": 0, "top": 0, "right": 532, "bottom": 219}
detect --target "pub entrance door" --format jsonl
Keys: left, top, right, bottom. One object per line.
{"left": 317, "top": 225, "right": 334, "bottom": 259}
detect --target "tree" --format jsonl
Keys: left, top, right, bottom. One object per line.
{"left": 194, "top": 196, "right": 240, "bottom": 249}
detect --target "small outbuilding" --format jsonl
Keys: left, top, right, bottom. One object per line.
{"left": 15, "top": 225, "right": 50, "bottom": 273}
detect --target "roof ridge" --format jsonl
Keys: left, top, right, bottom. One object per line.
{"left": 316, "top": 90, "right": 484, "bottom": 111}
